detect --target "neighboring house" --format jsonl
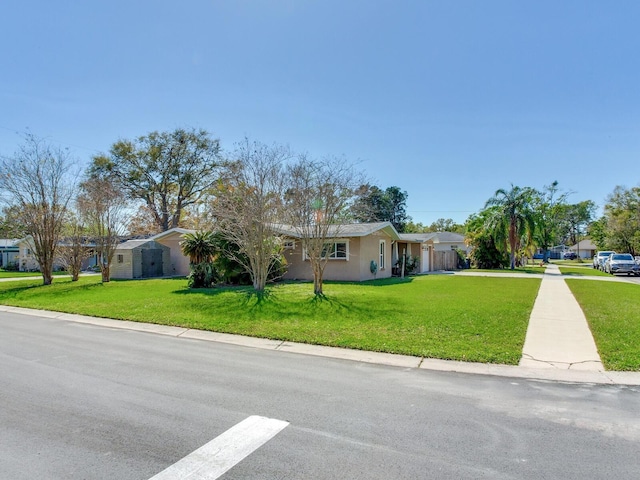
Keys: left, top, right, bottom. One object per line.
{"left": 149, "top": 228, "right": 194, "bottom": 276}
{"left": 111, "top": 239, "right": 171, "bottom": 279}
{"left": 569, "top": 238, "right": 597, "bottom": 259}
{"left": 274, "top": 222, "right": 469, "bottom": 282}
{"left": 0, "top": 239, "right": 19, "bottom": 268}
{"left": 15, "top": 236, "right": 99, "bottom": 272}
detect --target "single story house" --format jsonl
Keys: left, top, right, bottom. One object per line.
{"left": 15, "top": 236, "right": 99, "bottom": 272}
{"left": 274, "top": 222, "right": 469, "bottom": 282}
{"left": 111, "top": 239, "right": 171, "bottom": 279}
{"left": 569, "top": 238, "right": 597, "bottom": 259}
{"left": 0, "top": 239, "right": 19, "bottom": 268}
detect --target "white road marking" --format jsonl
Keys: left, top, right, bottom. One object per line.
{"left": 149, "top": 415, "right": 289, "bottom": 480}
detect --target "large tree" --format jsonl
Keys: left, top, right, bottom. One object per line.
{"left": 556, "top": 200, "right": 597, "bottom": 248}
{"left": 210, "top": 139, "right": 289, "bottom": 294}
{"left": 484, "top": 185, "right": 537, "bottom": 270}
{"left": 90, "top": 128, "right": 222, "bottom": 232}
{"left": 531, "top": 181, "right": 568, "bottom": 262}
{"left": 284, "top": 156, "right": 362, "bottom": 296}
{"left": 0, "top": 135, "right": 77, "bottom": 284}
{"left": 350, "top": 185, "right": 410, "bottom": 232}
{"left": 599, "top": 185, "right": 640, "bottom": 255}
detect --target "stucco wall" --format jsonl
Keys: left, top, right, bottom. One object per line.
{"left": 155, "top": 232, "right": 190, "bottom": 276}
{"left": 283, "top": 233, "right": 394, "bottom": 282}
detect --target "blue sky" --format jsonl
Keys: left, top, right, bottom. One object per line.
{"left": 2, "top": 1, "right": 639, "bottom": 225}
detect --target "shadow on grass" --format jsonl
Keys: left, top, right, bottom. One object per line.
{"left": 335, "top": 277, "right": 415, "bottom": 287}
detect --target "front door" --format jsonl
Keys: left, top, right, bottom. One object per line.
{"left": 421, "top": 246, "right": 430, "bottom": 272}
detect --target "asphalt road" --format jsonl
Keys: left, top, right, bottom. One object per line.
{"left": 1, "top": 312, "right": 640, "bottom": 479}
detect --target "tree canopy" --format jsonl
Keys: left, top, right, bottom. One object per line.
{"left": 89, "top": 128, "right": 222, "bottom": 232}
{"left": 350, "top": 184, "right": 410, "bottom": 232}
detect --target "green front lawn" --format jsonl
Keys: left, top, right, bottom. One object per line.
{"left": 567, "top": 280, "right": 640, "bottom": 371}
{"left": 559, "top": 266, "right": 611, "bottom": 277}
{"left": 470, "top": 267, "right": 546, "bottom": 274}
{"left": 0, "top": 270, "right": 71, "bottom": 278}
{"left": 0, "top": 270, "right": 43, "bottom": 278}
{"left": 0, "top": 275, "right": 541, "bottom": 365}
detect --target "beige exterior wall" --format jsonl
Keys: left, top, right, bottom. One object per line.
{"left": 282, "top": 232, "right": 394, "bottom": 282}
{"left": 155, "top": 232, "right": 190, "bottom": 276}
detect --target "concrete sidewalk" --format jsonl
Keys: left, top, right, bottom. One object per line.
{"left": 520, "top": 264, "right": 604, "bottom": 370}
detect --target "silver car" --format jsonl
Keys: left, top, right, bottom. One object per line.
{"left": 604, "top": 253, "right": 640, "bottom": 276}
{"left": 594, "top": 251, "right": 615, "bottom": 270}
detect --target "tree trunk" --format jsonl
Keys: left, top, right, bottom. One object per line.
{"left": 41, "top": 257, "right": 53, "bottom": 285}
{"left": 312, "top": 262, "right": 324, "bottom": 296}
{"left": 101, "top": 264, "right": 110, "bottom": 283}
{"left": 42, "top": 271, "right": 53, "bottom": 286}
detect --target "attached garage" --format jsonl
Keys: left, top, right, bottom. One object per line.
{"left": 111, "top": 240, "right": 171, "bottom": 280}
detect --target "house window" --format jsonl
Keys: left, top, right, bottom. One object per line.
{"left": 305, "top": 241, "right": 349, "bottom": 260}
{"left": 117, "top": 254, "right": 124, "bottom": 264}
{"left": 322, "top": 241, "right": 348, "bottom": 259}
{"left": 283, "top": 240, "right": 295, "bottom": 250}
{"left": 379, "top": 240, "right": 386, "bottom": 269}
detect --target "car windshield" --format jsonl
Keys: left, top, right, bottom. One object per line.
{"left": 611, "top": 254, "right": 633, "bottom": 261}
{"left": 599, "top": 252, "right": 614, "bottom": 257}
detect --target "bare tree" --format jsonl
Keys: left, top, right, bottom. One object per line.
{"left": 55, "top": 212, "right": 92, "bottom": 281}
{"left": 0, "top": 134, "right": 77, "bottom": 285}
{"left": 284, "top": 156, "right": 363, "bottom": 296}
{"left": 77, "top": 178, "right": 129, "bottom": 282}
{"left": 210, "top": 139, "right": 290, "bottom": 293}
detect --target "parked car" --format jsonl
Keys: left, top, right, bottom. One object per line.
{"left": 594, "top": 251, "right": 615, "bottom": 270}
{"left": 604, "top": 253, "right": 640, "bottom": 276}
{"left": 563, "top": 252, "right": 577, "bottom": 260}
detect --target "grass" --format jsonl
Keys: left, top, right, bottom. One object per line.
{"left": 558, "top": 266, "right": 611, "bottom": 277}
{"left": 0, "top": 275, "right": 541, "bottom": 365}
{"left": 0, "top": 269, "right": 70, "bottom": 278}
{"left": 470, "top": 266, "right": 546, "bottom": 274}
{"left": 567, "top": 279, "right": 640, "bottom": 371}
{"left": 0, "top": 270, "right": 43, "bottom": 278}
{"left": 551, "top": 259, "right": 591, "bottom": 266}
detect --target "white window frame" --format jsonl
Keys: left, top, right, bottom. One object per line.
{"left": 304, "top": 240, "right": 349, "bottom": 261}
{"left": 283, "top": 240, "right": 296, "bottom": 250}
{"left": 379, "top": 240, "right": 386, "bottom": 269}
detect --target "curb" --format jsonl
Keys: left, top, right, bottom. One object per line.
{"left": 2, "top": 304, "right": 640, "bottom": 386}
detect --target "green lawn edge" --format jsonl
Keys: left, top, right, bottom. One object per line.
{"left": 0, "top": 275, "right": 541, "bottom": 365}
{"left": 567, "top": 279, "right": 640, "bottom": 371}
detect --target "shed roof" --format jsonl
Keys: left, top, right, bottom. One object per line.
{"left": 115, "top": 239, "right": 166, "bottom": 250}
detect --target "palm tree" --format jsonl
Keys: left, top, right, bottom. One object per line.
{"left": 484, "top": 185, "right": 537, "bottom": 270}
{"left": 180, "top": 231, "right": 217, "bottom": 265}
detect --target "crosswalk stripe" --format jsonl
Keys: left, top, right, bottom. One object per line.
{"left": 149, "top": 415, "right": 289, "bottom": 480}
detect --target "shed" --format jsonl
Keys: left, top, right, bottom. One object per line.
{"left": 111, "top": 240, "right": 171, "bottom": 279}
